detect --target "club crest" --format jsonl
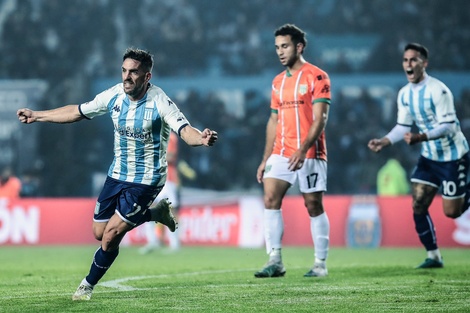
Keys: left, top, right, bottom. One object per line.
{"left": 298, "top": 84, "right": 307, "bottom": 95}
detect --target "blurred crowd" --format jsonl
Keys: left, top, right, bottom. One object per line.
{"left": 1, "top": 0, "right": 470, "bottom": 79}
{"left": 1, "top": 0, "right": 470, "bottom": 196}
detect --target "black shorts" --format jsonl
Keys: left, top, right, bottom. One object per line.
{"left": 94, "top": 176, "right": 162, "bottom": 227}
{"left": 411, "top": 153, "right": 469, "bottom": 199}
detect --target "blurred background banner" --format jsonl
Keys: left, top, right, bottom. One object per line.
{"left": 1, "top": 0, "right": 470, "bottom": 256}
{"left": 1, "top": 196, "right": 469, "bottom": 247}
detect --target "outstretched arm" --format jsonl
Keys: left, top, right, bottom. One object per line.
{"left": 17, "top": 105, "right": 84, "bottom": 124}
{"left": 180, "top": 125, "right": 218, "bottom": 147}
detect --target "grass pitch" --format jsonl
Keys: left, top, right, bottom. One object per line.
{"left": 0, "top": 246, "right": 469, "bottom": 312}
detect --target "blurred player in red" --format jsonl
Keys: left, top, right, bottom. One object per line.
{"left": 0, "top": 167, "right": 22, "bottom": 199}
{"left": 140, "top": 132, "right": 186, "bottom": 253}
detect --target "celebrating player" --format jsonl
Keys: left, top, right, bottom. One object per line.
{"left": 368, "top": 43, "right": 470, "bottom": 268}
{"left": 255, "top": 24, "right": 331, "bottom": 278}
{"left": 17, "top": 48, "right": 218, "bottom": 300}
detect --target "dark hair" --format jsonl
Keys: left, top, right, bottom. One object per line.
{"left": 123, "top": 48, "right": 154, "bottom": 72}
{"left": 404, "top": 43, "right": 428, "bottom": 60}
{"left": 274, "top": 24, "right": 307, "bottom": 51}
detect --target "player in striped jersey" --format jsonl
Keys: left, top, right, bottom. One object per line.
{"left": 255, "top": 24, "right": 331, "bottom": 278}
{"left": 368, "top": 43, "right": 469, "bottom": 269}
{"left": 17, "top": 48, "right": 218, "bottom": 300}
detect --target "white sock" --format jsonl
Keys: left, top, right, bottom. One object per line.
{"left": 82, "top": 278, "right": 94, "bottom": 288}
{"left": 269, "top": 248, "right": 282, "bottom": 263}
{"left": 310, "top": 212, "right": 330, "bottom": 261}
{"left": 166, "top": 228, "right": 180, "bottom": 250}
{"left": 263, "top": 209, "right": 284, "bottom": 254}
{"left": 427, "top": 249, "right": 442, "bottom": 261}
{"left": 143, "top": 222, "right": 159, "bottom": 246}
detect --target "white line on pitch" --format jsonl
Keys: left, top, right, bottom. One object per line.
{"left": 99, "top": 268, "right": 259, "bottom": 291}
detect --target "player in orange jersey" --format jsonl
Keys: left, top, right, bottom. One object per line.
{"left": 255, "top": 24, "right": 331, "bottom": 278}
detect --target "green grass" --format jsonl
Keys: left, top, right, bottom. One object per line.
{"left": 0, "top": 246, "right": 469, "bottom": 312}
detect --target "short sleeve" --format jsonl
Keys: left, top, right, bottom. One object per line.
{"left": 79, "top": 84, "right": 120, "bottom": 119}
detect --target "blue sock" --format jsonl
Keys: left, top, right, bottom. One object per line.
{"left": 144, "top": 209, "right": 152, "bottom": 222}
{"left": 85, "top": 246, "right": 119, "bottom": 286}
{"left": 413, "top": 213, "right": 438, "bottom": 251}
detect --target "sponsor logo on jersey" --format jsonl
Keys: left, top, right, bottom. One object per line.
{"left": 280, "top": 100, "right": 305, "bottom": 108}
{"left": 320, "top": 84, "right": 330, "bottom": 94}
{"left": 115, "top": 124, "right": 152, "bottom": 143}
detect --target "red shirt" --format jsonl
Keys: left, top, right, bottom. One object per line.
{"left": 166, "top": 132, "right": 179, "bottom": 185}
{"left": 0, "top": 176, "right": 22, "bottom": 198}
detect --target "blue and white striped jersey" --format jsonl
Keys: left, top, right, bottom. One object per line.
{"left": 397, "top": 75, "right": 469, "bottom": 162}
{"left": 79, "top": 83, "right": 189, "bottom": 187}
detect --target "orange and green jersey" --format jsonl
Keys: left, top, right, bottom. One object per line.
{"left": 271, "top": 62, "right": 331, "bottom": 160}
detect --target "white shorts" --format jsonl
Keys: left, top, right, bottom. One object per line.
{"left": 263, "top": 154, "right": 327, "bottom": 193}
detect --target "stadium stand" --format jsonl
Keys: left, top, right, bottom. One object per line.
{"left": 0, "top": 0, "right": 469, "bottom": 195}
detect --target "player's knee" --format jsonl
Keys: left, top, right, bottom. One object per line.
{"left": 412, "top": 199, "right": 428, "bottom": 215}
{"left": 92, "top": 227, "right": 104, "bottom": 241}
{"left": 93, "top": 231, "right": 103, "bottom": 241}
{"left": 442, "top": 199, "right": 465, "bottom": 219}
{"left": 305, "top": 199, "right": 323, "bottom": 216}
{"left": 263, "top": 193, "right": 281, "bottom": 209}
{"left": 92, "top": 223, "right": 106, "bottom": 241}
{"left": 444, "top": 209, "right": 461, "bottom": 219}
